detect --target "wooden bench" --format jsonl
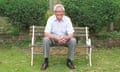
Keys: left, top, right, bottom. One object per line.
{"left": 29, "top": 25, "right": 92, "bottom": 66}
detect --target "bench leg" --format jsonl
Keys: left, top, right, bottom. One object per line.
{"left": 86, "top": 47, "right": 89, "bottom": 59}
{"left": 89, "top": 47, "right": 92, "bottom": 66}
{"left": 86, "top": 46, "right": 92, "bottom": 66}
{"left": 31, "top": 47, "right": 34, "bottom": 66}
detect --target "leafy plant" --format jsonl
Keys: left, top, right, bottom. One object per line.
{"left": 99, "top": 31, "right": 120, "bottom": 38}
{"left": 0, "top": 0, "right": 48, "bottom": 32}
{"left": 62, "top": 0, "right": 120, "bottom": 33}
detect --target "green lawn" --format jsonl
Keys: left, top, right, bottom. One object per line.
{"left": 0, "top": 47, "right": 120, "bottom": 72}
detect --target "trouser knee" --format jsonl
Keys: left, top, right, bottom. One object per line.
{"left": 69, "top": 38, "right": 76, "bottom": 44}
{"left": 43, "top": 37, "right": 50, "bottom": 43}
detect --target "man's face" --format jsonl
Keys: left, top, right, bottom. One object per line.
{"left": 54, "top": 6, "right": 64, "bottom": 21}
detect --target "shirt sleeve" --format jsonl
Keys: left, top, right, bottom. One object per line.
{"left": 44, "top": 17, "right": 52, "bottom": 33}
{"left": 66, "top": 17, "right": 74, "bottom": 34}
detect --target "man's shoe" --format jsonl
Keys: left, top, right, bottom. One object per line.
{"left": 67, "top": 62, "right": 75, "bottom": 69}
{"left": 40, "top": 63, "right": 48, "bottom": 70}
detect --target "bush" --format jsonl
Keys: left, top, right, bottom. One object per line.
{"left": 0, "top": 0, "right": 48, "bottom": 32}
{"left": 62, "top": 0, "right": 120, "bottom": 33}
{"left": 98, "top": 31, "right": 120, "bottom": 38}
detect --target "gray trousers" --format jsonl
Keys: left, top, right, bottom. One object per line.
{"left": 42, "top": 37, "right": 76, "bottom": 60}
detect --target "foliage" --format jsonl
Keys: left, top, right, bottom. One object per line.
{"left": 62, "top": 0, "right": 120, "bottom": 33}
{"left": 0, "top": 17, "right": 21, "bottom": 35}
{"left": 45, "top": 10, "right": 53, "bottom": 22}
{"left": 0, "top": 0, "right": 48, "bottom": 32}
{"left": 98, "top": 31, "right": 120, "bottom": 38}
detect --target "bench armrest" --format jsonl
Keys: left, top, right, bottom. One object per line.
{"left": 86, "top": 38, "right": 91, "bottom": 47}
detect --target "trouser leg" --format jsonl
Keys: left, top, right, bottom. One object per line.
{"left": 67, "top": 38, "right": 76, "bottom": 60}
{"left": 42, "top": 37, "right": 51, "bottom": 58}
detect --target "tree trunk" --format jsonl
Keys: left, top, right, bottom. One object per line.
{"left": 49, "top": 0, "right": 61, "bottom": 13}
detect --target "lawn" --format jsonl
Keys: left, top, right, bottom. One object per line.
{"left": 0, "top": 47, "right": 120, "bottom": 72}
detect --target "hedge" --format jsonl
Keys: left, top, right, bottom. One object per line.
{"left": 0, "top": 0, "right": 48, "bottom": 32}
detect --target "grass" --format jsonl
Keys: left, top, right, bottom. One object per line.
{"left": 0, "top": 47, "right": 120, "bottom": 72}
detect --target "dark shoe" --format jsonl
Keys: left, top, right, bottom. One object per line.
{"left": 40, "top": 63, "right": 48, "bottom": 70}
{"left": 67, "top": 62, "right": 75, "bottom": 69}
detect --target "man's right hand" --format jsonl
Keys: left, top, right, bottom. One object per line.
{"left": 55, "top": 36, "right": 66, "bottom": 44}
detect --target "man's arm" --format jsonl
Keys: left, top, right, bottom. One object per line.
{"left": 44, "top": 32, "right": 59, "bottom": 41}
{"left": 44, "top": 32, "right": 74, "bottom": 43}
{"left": 64, "top": 33, "right": 73, "bottom": 40}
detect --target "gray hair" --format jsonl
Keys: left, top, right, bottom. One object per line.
{"left": 53, "top": 4, "right": 65, "bottom": 11}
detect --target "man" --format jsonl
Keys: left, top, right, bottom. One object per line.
{"left": 41, "top": 4, "right": 76, "bottom": 70}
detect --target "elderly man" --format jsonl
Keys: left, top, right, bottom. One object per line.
{"left": 41, "top": 4, "right": 76, "bottom": 70}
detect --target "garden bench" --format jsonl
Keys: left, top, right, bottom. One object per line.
{"left": 29, "top": 25, "right": 92, "bottom": 66}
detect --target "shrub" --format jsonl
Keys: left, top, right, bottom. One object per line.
{"left": 98, "top": 31, "right": 120, "bottom": 38}
{"left": 0, "top": 0, "right": 48, "bottom": 32}
{"left": 62, "top": 0, "right": 120, "bottom": 33}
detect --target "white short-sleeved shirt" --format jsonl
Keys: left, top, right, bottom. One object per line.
{"left": 44, "top": 15, "right": 74, "bottom": 36}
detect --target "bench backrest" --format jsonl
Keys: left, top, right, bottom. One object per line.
{"left": 29, "top": 25, "right": 89, "bottom": 38}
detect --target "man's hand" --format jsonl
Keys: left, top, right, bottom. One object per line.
{"left": 55, "top": 36, "right": 67, "bottom": 44}
{"left": 45, "top": 32, "right": 73, "bottom": 44}
{"left": 59, "top": 36, "right": 67, "bottom": 43}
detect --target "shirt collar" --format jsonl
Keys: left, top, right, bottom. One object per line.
{"left": 53, "top": 15, "right": 64, "bottom": 22}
